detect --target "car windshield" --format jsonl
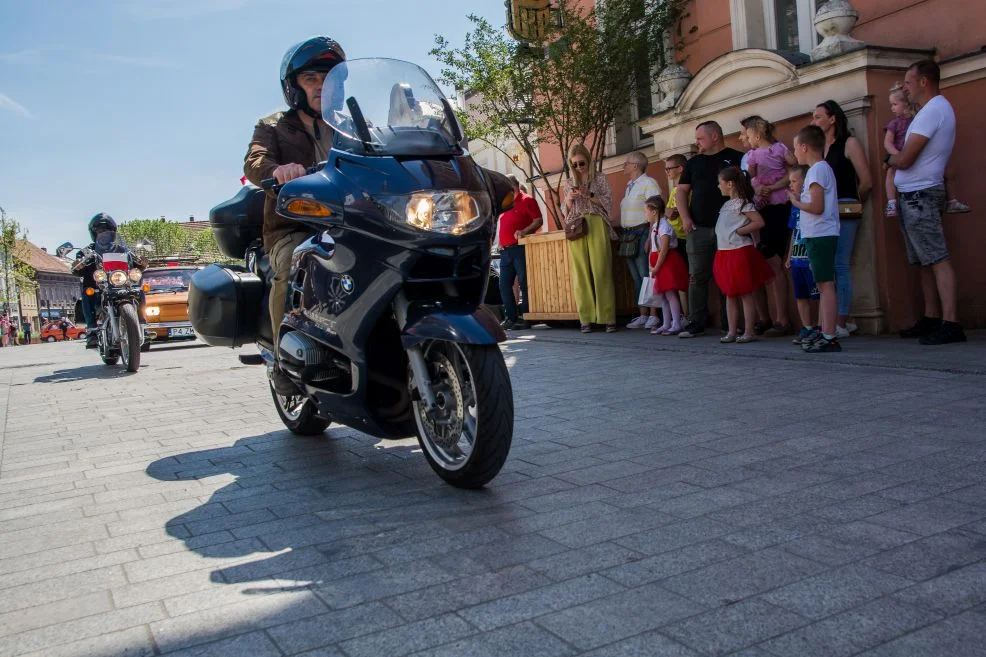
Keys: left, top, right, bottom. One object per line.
{"left": 144, "top": 269, "right": 196, "bottom": 292}
{"left": 322, "top": 58, "right": 463, "bottom": 156}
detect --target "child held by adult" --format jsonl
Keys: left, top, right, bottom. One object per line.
{"left": 645, "top": 195, "right": 689, "bottom": 336}
{"left": 712, "top": 167, "right": 774, "bottom": 344}
{"left": 884, "top": 85, "right": 915, "bottom": 217}
{"left": 785, "top": 164, "right": 821, "bottom": 345}
{"left": 790, "top": 125, "right": 842, "bottom": 353}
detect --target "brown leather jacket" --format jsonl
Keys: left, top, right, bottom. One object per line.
{"left": 243, "top": 110, "right": 318, "bottom": 249}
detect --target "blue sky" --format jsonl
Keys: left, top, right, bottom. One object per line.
{"left": 0, "top": 0, "right": 506, "bottom": 251}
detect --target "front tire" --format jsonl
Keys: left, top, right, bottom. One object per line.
{"left": 118, "top": 303, "right": 141, "bottom": 373}
{"left": 410, "top": 342, "right": 513, "bottom": 489}
{"left": 270, "top": 384, "right": 329, "bottom": 436}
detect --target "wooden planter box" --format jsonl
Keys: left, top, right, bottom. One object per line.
{"left": 518, "top": 230, "right": 639, "bottom": 321}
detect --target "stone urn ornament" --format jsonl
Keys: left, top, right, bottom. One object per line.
{"left": 655, "top": 64, "right": 692, "bottom": 113}
{"left": 811, "top": 0, "right": 865, "bottom": 61}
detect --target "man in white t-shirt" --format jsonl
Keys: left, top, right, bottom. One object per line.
{"left": 890, "top": 59, "right": 966, "bottom": 345}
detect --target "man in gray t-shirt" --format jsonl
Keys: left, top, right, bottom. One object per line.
{"left": 889, "top": 59, "right": 965, "bottom": 345}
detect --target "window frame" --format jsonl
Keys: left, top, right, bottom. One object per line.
{"left": 761, "top": 0, "right": 817, "bottom": 53}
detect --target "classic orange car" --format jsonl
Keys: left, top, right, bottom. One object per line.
{"left": 41, "top": 320, "right": 86, "bottom": 342}
{"left": 142, "top": 266, "right": 200, "bottom": 345}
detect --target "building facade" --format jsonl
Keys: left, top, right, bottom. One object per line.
{"left": 530, "top": 0, "right": 986, "bottom": 331}
{"left": 17, "top": 240, "right": 80, "bottom": 328}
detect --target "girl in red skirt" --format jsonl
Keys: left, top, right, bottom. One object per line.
{"left": 713, "top": 166, "right": 775, "bottom": 343}
{"left": 645, "top": 195, "right": 689, "bottom": 335}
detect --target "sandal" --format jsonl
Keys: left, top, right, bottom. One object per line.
{"left": 764, "top": 323, "right": 791, "bottom": 338}
{"left": 605, "top": 324, "right": 617, "bottom": 333}
{"left": 720, "top": 334, "right": 737, "bottom": 343}
{"left": 736, "top": 335, "right": 758, "bottom": 343}
{"left": 753, "top": 320, "right": 771, "bottom": 336}
{"left": 581, "top": 324, "right": 592, "bottom": 333}
{"left": 662, "top": 328, "right": 680, "bottom": 336}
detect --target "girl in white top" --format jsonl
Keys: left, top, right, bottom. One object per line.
{"left": 644, "top": 196, "right": 689, "bottom": 335}
{"left": 712, "top": 167, "right": 775, "bottom": 343}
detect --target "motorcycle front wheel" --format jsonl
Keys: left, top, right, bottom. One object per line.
{"left": 410, "top": 342, "right": 513, "bottom": 489}
{"left": 270, "top": 384, "right": 329, "bottom": 436}
{"left": 118, "top": 303, "right": 141, "bottom": 373}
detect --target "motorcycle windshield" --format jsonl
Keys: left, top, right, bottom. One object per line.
{"left": 94, "top": 234, "right": 130, "bottom": 269}
{"left": 322, "top": 58, "right": 463, "bottom": 156}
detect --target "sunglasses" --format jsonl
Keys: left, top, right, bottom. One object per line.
{"left": 664, "top": 165, "right": 682, "bottom": 171}
{"left": 571, "top": 161, "right": 588, "bottom": 169}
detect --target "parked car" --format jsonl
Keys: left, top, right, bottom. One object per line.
{"left": 40, "top": 320, "right": 85, "bottom": 342}
{"left": 142, "top": 266, "right": 200, "bottom": 346}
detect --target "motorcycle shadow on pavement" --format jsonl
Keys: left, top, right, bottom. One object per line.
{"left": 33, "top": 363, "right": 142, "bottom": 383}
{"left": 144, "top": 431, "right": 458, "bottom": 594}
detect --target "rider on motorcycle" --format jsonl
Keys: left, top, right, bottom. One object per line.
{"left": 73, "top": 213, "right": 147, "bottom": 348}
{"left": 243, "top": 36, "right": 346, "bottom": 394}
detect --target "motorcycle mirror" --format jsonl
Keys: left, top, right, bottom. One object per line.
{"left": 55, "top": 242, "right": 75, "bottom": 258}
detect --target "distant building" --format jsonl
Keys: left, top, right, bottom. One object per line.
{"left": 14, "top": 240, "right": 80, "bottom": 329}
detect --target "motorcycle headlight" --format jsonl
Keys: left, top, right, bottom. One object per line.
{"left": 129, "top": 269, "right": 142, "bottom": 283}
{"left": 109, "top": 271, "right": 129, "bottom": 286}
{"left": 383, "top": 191, "right": 490, "bottom": 235}
{"left": 93, "top": 270, "right": 108, "bottom": 283}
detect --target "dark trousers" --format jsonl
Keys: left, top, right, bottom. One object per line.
{"left": 81, "top": 293, "right": 99, "bottom": 329}
{"left": 498, "top": 245, "right": 528, "bottom": 322}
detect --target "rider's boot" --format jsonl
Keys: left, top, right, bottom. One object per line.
{"left": 270, "top": 362, "right": 299, "bottom": 395}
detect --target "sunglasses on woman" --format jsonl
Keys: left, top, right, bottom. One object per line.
{"left": 571, "top": 161, "right": 587, "bottom": 169}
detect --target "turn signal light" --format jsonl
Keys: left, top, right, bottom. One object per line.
{"left": 85, "top": 287, "right": 96, "bottom": 296}
{"left": 285, "top": 199, "right": 332, "bottom": 217}
{"left": 142, "top": 283, "right": 150, "bottom": 293}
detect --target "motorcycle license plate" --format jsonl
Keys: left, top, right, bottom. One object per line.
{"left": 168, "top": 327, "right": 194, "bottom": 337}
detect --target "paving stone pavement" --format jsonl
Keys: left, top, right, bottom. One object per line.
{"left": 1, "top": 330, "right": 985, "bottom": 657}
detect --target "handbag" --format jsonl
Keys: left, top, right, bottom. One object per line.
{"left": 839, "top": 201, "right": 863, "bottom": 219}
{"left": 638, "top": 276, "right": 661, "bottom": 307}
{"left": 564, "top": 215, "right": 587, "bottom": 241}
{"left": 617, "top": 225, "right": 646, "bottom": 258}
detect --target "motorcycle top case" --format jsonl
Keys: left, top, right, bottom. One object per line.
{"left": 209, "top": 185, "right": 265, "bottom": 258}
{"left": 187, "top": 264, "right": 264, "bottom": 348}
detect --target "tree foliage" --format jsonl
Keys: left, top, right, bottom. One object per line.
{"left": 0, "top": 206, "right": 37, "bottom": 314}
{"left": 432, "top": 0, "right": 684, "bottom": 228}
{"left": 117, "top": 219, "right": 235, "bottom": 264}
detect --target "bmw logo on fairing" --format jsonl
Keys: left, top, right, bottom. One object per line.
{"left": 340, "top": 275, "right": 354, "bottom": 294}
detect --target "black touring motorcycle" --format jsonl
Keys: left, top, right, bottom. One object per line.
{"left": 190, "top": 58, "right": 516, "bottom": 488}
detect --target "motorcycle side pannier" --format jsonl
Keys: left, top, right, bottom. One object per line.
{"left": 209, "top": 185, "right": 266, "bottom": 259}
{"left": 188, "top": 265, "right": 264, "bottom": 348}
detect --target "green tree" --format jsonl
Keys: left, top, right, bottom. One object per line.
{"left": 0, "top": 206, "right": 37, "bottom": 317}
{"left": 432, "top": 0, "right": 684, "bottom": 229}
{"left": 117, "top": 219, "right": 235, "bottom": 265}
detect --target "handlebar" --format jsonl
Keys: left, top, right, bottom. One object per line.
{"left": 260, "top": 165, "right": 321, "bottom": 191}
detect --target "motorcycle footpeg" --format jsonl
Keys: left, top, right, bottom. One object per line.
{"left": 238, "top": 353, "right": 265, "bottom": 365}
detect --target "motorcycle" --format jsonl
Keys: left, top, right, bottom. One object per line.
{"left": 190, "top": 58, "right": 517, "bottom": 488}
{"left": 58, "top": 237, "right": 151, "bottom": 373}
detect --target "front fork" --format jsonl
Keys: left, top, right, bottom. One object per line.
{"left": 394, "top": 291, "right": 438, "bottom": 410}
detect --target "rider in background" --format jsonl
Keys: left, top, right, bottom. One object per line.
{"left": 73, "top": 213, "right": 147, "bottom": 348}
{"left": 243, "top": 36, "right": 345, "bottom": 394}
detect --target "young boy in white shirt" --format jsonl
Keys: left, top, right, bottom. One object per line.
{"left": 789, "top": 125, "right": 842, "bottom": 353}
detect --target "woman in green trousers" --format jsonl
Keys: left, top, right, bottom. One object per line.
{"left": 563, "top": 144, "right": 617, "bottom": 333}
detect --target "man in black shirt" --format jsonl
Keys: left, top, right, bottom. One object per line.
{"left": 674, "top": 121, "right": 744, "bottom": 337}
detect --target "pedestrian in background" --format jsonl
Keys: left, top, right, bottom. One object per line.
{"left": 562, "top": 143, "right": 616, "bottom": 334}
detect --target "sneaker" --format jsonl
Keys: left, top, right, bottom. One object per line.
{"left": 900, "top": 316, "right": 940, "bottom": 338}
{"left": 764, "top": 323, "right": 791, "bottom": 338}
{"left": 502, "top": 319, "right": 528, "bottom": 331}
{"left": 919, "top": 321, "right": 967, "bottom": 345}
{"left": 885, "top": 199, "right": 898, "bottom": 217}
{"left": 804, "top": 336, "right": 842, "bottom": 353}
{"left": 834, "top": 325, "right": 851, "bottom": 339}
{"left": 792, "top": 326, "right": 812, "bottom": 345}
{"left": 644, "top": 315, "right": 660, "bottom": 330}
{"left": 800, "top": 327, "right": 823, "bottom": 349}
{"left": 626, "top": 315, "right": 648, "bottom": 329}
{"left": 945, "top": 199, "right": 970, "bottom": 213}
{"left": 678, "top": 322, "right": 705, "bottom": 338}
{"left": 846, "top": 321, "right": 858, "bottom": 335}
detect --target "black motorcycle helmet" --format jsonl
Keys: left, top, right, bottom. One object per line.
{"left": 88, "top": 213, "right": 117, "bottom": 242}
{"left": 280, "top": 36, "right": 346, "bottom": 120}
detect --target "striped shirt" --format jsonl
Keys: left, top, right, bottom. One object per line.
{"left": 619, "top": 174, "right": 661, "bottom": 228}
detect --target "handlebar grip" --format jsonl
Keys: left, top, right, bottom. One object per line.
{"left": 261, "top": 178, "right": 277, "bottom": 190}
